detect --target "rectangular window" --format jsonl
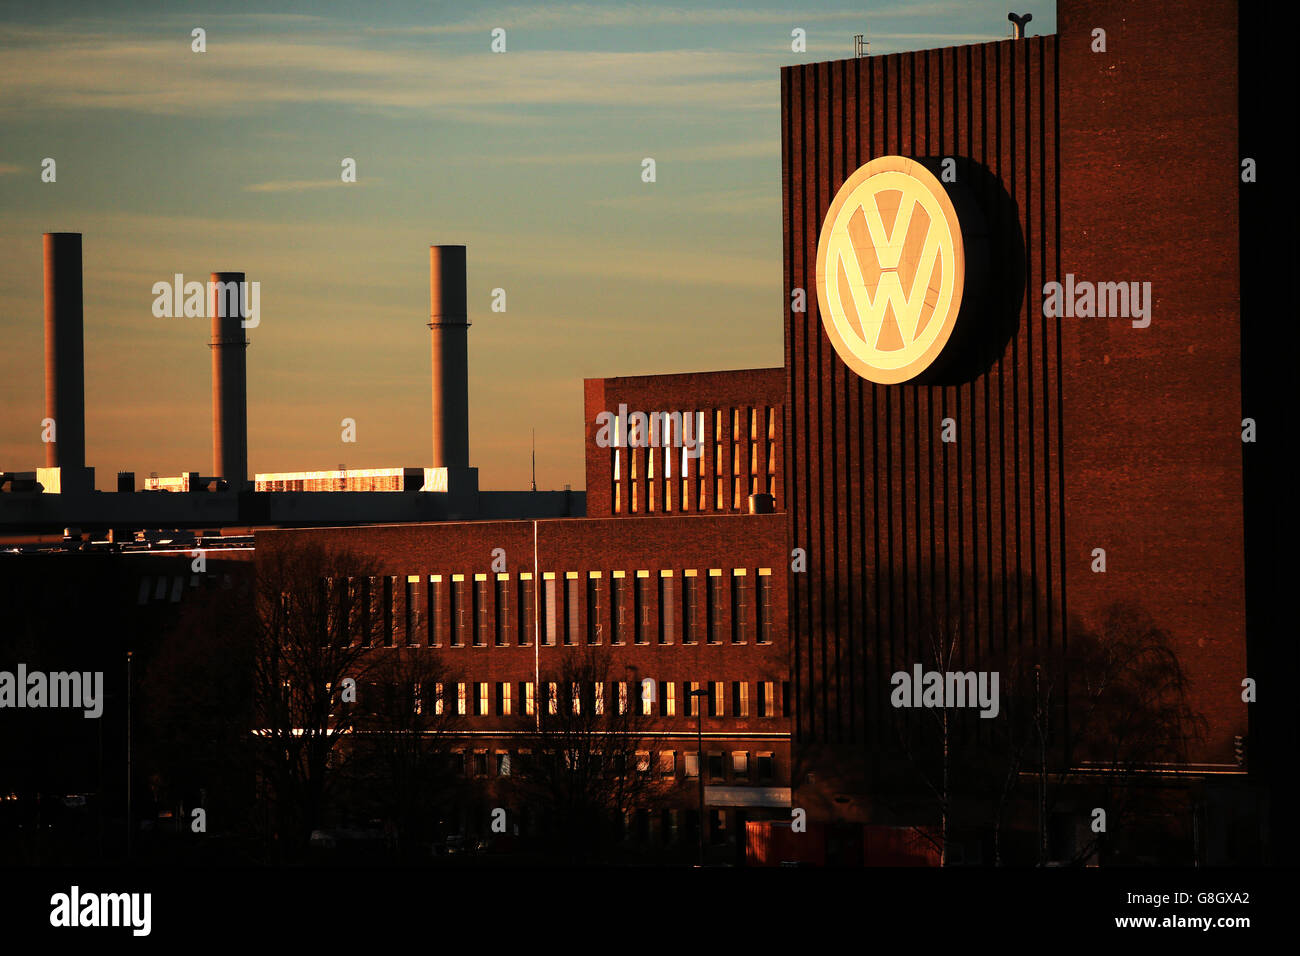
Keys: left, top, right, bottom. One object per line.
{"left": 757, "top": 681, "right": 772, "bottom": 718}
{"left": 757, "top": 570, "right": 773, "bottom": 644}
{"left": 782, "top": 680, "right": 791, "bottom": 717}
{"left": 496, "top": 681, "right": 513, "bottom": 716}
{"left": 518, "top": 574, "right": 534, "bottom": 646}
{"left": 640, "top": 677, "right": 654, "bottom": 716}
{"left": 384, "top": 576, "right": 396, "bottom": 646}
{"left": 613, "top": 447, "right": 621, "bottom": 514}
{"left": 731, "top": 569, "right": 748, "bottom": 644}
{"left": 611, "top": 573, "right": 627, "bottom": 645}
{"left": 634, "top": 572, "right": 650, "bottom": 645}
{"left": 523, "top": 681, "right": 535, "bottom": 716}
{"left": 547, "top": 682, "right": 558, "bottom": 715}
{"left": 658, "top": 750, "right": 676, "bottom": 778}
{"left": 476, "top": 682, "right": 489, "bottom": 716}
{"left": 664, "top": 680, "right": 676, "bottom": 717}
{"left": 659, "top": 573, "right": 674, "bottom": 644}
{"left": 496, "top": 751, "right": 511, "bottom": 777}
{"left": 757, "top": 752, "right": 774, "bottom": 781}
{"left": 767, "top": 405, "right": 777, "bottom": 495}
{"left": 684, "top": 680, "right": 700, "bottom": 717}
{"left": 595, "top": 681, "right": 605, "bottom": 715}
{"left": 586, "top": 573, "right": 603, "bottom": 644}
{"left": 707, "top": 571, "right": 723, "bottom": 644}
{"left": 474, "top": 751, "right": 488, "bottom": 778}
{"left": 617, "top": 681, "right": 628, "bottom": 715}
{"left": 695, "top": 410, "right": 707, "bottom": 509}
{"left": 542, "top": 574, "right": 557, "bottom": 646}
{"left": 474, "top": 575, "right": 489, "bottom": 646}
{"left": 647, "top": 447, "right": 656, "bottom": 513}
{"left": 683, "top": 572, "right": 699, "bottom": 645}
{"left": 450, "top": 575, "right": 466, "bottom": 646}
{"left": 630, "top": 446, "right": 639, "bottom": 513}
{"left": 732, "top": 681, "right": 749, "bottom": 717}
{"left": 707, "top": 752, "right": 725, "bottom": 780}
{"left": 495, "top": 575, "right": 510, "bottom": 646}
{"left": 732, "top": 751, "right": 749, "bottom": 779}
{"left": 709, "top": 680, "right": 724, "bottom": 718}
{"left": 613, "top": 442, "right": 624, "bottom": 515}
{"left": 337, "top": 577, "right": 353, "bottom": 645}
{"left": 733, "top": 408, "right": 744, "bottom": 509}
{"left": 457, "top": 682, "right": 467, "bottom": 715}
{"left": 566, "top": 574, "right": 580, "bottom": 646}
{"left": 360, "top": 576, "right": 375, "bottom": 646}
{"left": 427, "top": 575, "right": 441, "bottom": 646}
{"left": 571, "top": 682, "right": 582, "bottom": 715}
{"left": 405, "top": 576, "right": 419, "bottom": 646}
{"left": 432, "top": 682, "right": 445, "bottom": 716}
{"left": 714, "top": 409, "right": 725, "bottom": 509}
{"left": 684, "top": 751, "right": 699, "bottom": 778}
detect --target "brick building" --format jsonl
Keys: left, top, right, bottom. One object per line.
{"left": 781, "top": 0, "right": 1269, "bottom": 861}
{"left": 252, "top": 0, "right": 1275, "bottom": 864}
{"left": 257, "top": 500, "right": 792, "bottom": 855}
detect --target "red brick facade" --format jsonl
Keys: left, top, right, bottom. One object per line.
{"left": 256, "top": 513, "right": 792, "bottom": 842}
{"left": 584, "top": 369, "right": 785, "bottom": 518}
{"left": 781, "top": 0, "right": 1247, "bottom": 821}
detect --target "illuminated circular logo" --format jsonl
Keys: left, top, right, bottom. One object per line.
{"left": 815, "top": 156, "right": 965, "bottom": 384}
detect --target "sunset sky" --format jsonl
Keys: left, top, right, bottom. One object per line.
{"left": 0, "top": 1, "right": 1053, "bottom": 491}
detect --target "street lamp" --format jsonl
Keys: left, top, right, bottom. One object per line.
{"left": 126, "top": 649, "right": 133, "bottom": 861}
{"left": 690, "top": 686, "right": 709, "bottom": 866}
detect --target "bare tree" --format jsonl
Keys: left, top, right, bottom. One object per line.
{"left": 880, "top": 570, "right": 1206, "bottom": 866}
{"left": 1039, "top": 603, "right": 1208, "bottom": 864}
{"left": 251, "top": 544, "right": 383, "bottom": 859}
{"left": 334, "top": 650, "right": 465, "bottom": 858}
{"left": 510, "top": 649, "right": 658, "bottom": 862}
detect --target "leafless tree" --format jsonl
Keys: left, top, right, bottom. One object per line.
{"left": 334, "top": 650, "right": 465, "bottom": 857}
{"left": 251, "top": 543, "right": 384, "bottom": 859}
{"left": 510, "top": 649, "right": 659, "bottom": 861}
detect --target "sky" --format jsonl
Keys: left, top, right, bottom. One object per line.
{"left": 0, "top": 0, "right": 1054, "bottom": 491}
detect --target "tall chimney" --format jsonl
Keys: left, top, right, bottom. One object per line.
{"left": 429, "top": 245, "right": 469, "bottom": 469}
{"left": 42, "top": 233, "right": 86, "bottom": 469}
{"left": 209, "top": 272, "right": 248, "bottom": 490}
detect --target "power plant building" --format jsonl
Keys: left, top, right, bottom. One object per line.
{"left": 2, "top": 0, "right": 1289, "bottom": 865}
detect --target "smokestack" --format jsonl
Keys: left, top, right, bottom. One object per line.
{"left": 209, "top": 272, "right": 248, "bottom": 490}
{"left": 42, "top": 233, "right": 86, "bottom": 469}
{"left": 1008, "top": 12, "right": 1031, "bottom": 39}
{"left": 429, "top": 245, "right": 469, "bottom": 470}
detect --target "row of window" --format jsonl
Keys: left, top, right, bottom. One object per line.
{"left": 345, "top": 679, "right": 791, "bottom": 720}
{"left": 324, "top": 567, "right": 778, "bottom": 648}
{"left": 453, "top": 748, "right": 777, "bottom": 783}
{"left": 610, "top": 406, "right": 779, "bottom": 514}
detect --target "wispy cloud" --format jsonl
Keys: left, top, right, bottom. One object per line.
{"left": 474, "top": 139, "right": 778, "bottom": 167}
{"left": 588, "top": 185, "right": 774, "bottom": 215}
{"left": 359, "top": 2, "right": 986, "bottom": 34}
{"left": 0, "top": 28, "right": 775, "bottom": 120}
{"left": 244, "top": 178, "right": 382, "bottom": 193}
